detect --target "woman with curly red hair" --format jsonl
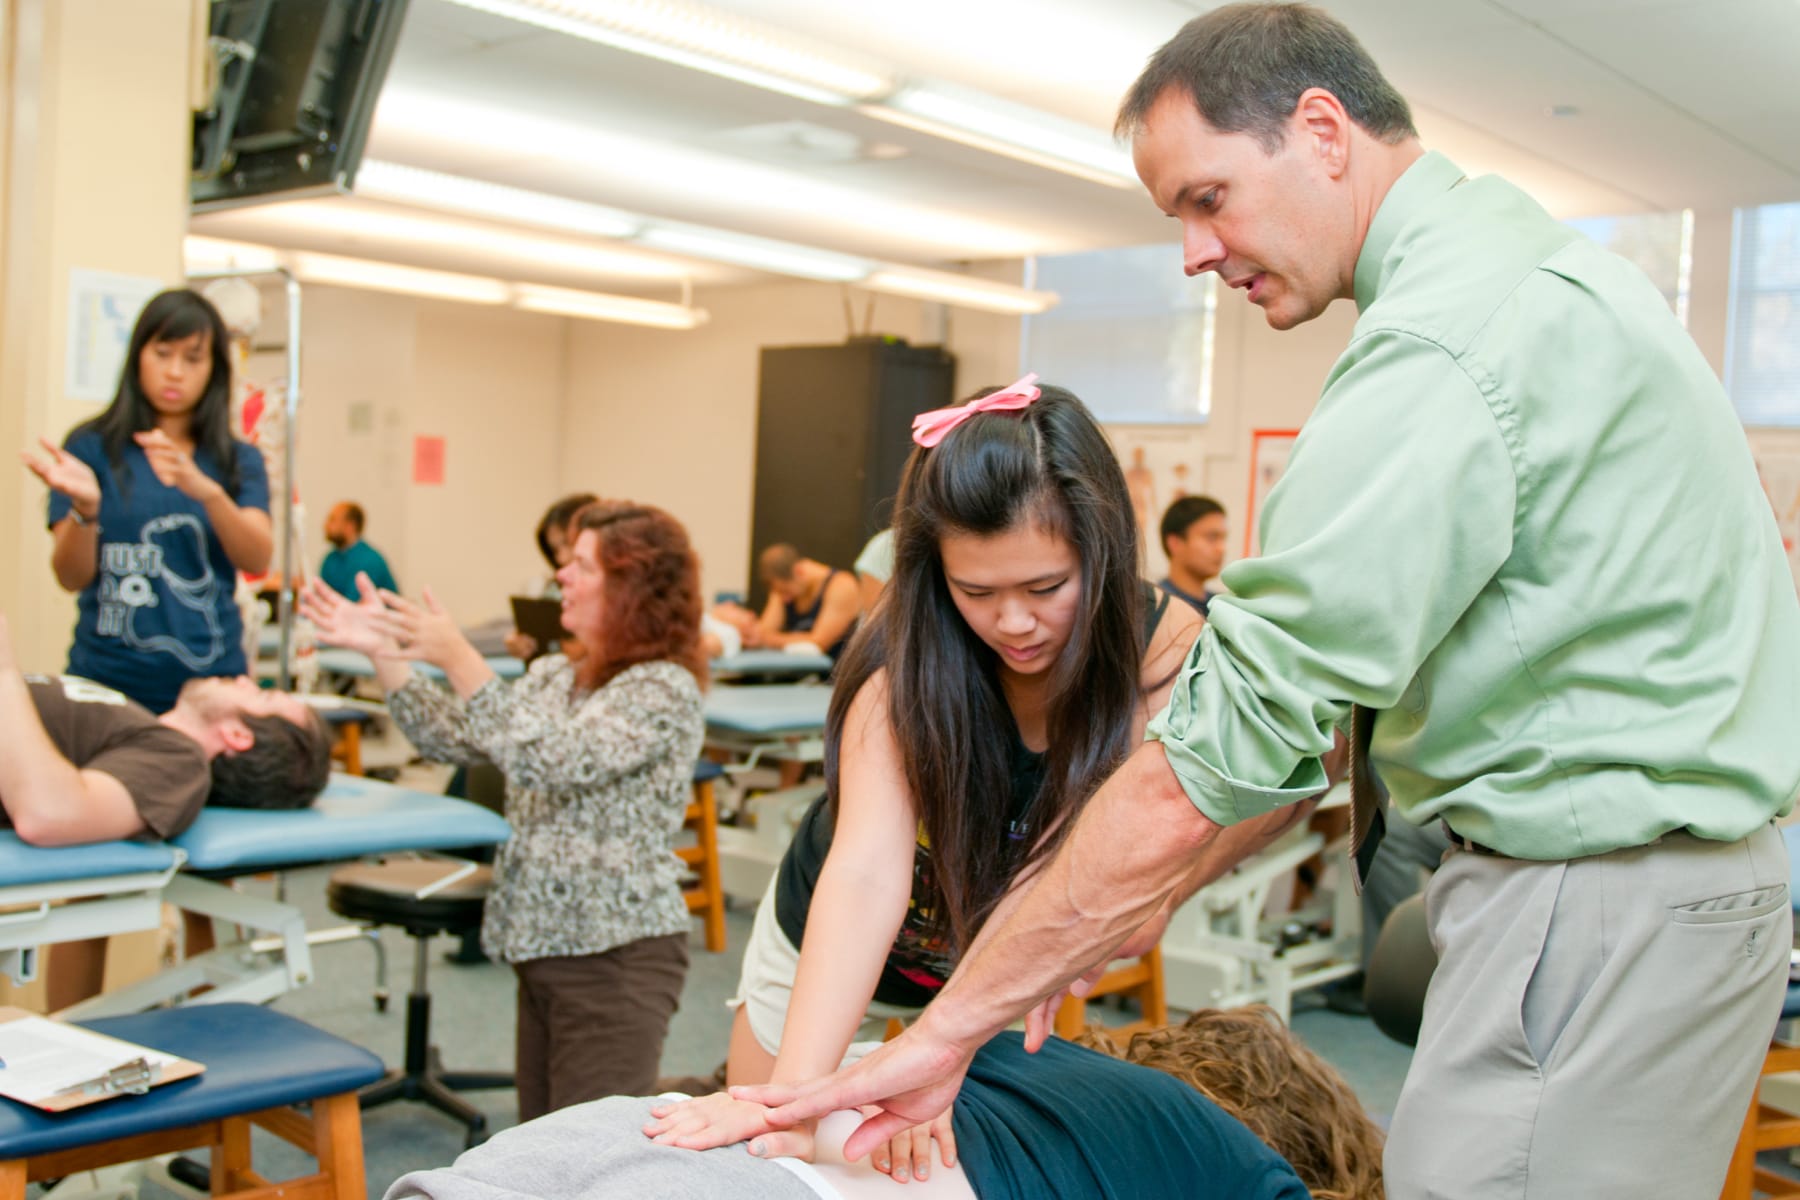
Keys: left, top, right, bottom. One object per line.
{"left": 302, "top": 501, "right": 707, "bottom": 1118}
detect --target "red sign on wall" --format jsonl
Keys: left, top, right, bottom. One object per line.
{"left": 413, "top": 435, "right": 445, "bottom": 486}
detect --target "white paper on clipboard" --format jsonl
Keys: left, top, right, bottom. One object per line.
{"left": 0, "top": 1008, "right": 199, "bottom": 1111}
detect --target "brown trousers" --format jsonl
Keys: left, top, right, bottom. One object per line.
{"left": 511, "top": 933, "right": 689, "bottom": 1122}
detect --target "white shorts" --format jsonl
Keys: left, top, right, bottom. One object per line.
{"left": 729, "top": 875, "right": 921, "bottom": 1055}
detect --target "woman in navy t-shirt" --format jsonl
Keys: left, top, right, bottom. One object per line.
{"left": 24, "top": 288, "right": 271, "bottom": 713}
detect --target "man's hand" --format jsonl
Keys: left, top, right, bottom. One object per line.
{"left": 21, "top": 438, "right": 101, "bottom": 517}
{"left": 731, "top": 1017, "right": 978, "bottom": 1165}
{"left": 134, "top": 430, "right": 222, "bottom": 502}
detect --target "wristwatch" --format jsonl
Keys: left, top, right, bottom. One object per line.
{"left": 68, "top": 505, "right": 98, "bottom": 527}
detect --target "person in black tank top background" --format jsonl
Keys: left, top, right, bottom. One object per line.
{"left": 730, "top": 544, "right": 861, "bottom": 662}
{"left": 650, "top": 377, "right": 1308, "bottom": 1181}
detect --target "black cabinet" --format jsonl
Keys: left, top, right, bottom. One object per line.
{"left": 748, "top": 339, "right": 955, "bottom": 604}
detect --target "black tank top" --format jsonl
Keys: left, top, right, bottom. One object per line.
{"left": 782, "top": 568, "right": 853, "bottom": 660}
{"left": 772, "top": 583, "right": 1170, "bottom": 1008}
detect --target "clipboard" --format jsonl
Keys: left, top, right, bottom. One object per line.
{"left": 0, "top": 1006, "right": 203, "bottom": 1112}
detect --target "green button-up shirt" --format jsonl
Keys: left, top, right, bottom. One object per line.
{"left": 1149, "top": 151, "right": 1800, "bottom": 859}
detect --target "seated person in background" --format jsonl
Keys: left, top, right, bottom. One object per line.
{"left": 744, "top": 543, "right": 860, "bottom": 660}
{"left": 0, "top": 612, "right": 332, "bottom": 1006}
{"left": 853, "top": 527, "right": 894, "bottom": 616}
{"left": 319, "top": 501, "right": 398, "bottom": 599}
{"left": 1157, "top": 494, "right": 1229, "bottom": 616}
{"left": 390, "top": 1007, "right": 1381, "bottom": 1200}
{"left": 506, "top": 491, "right": 598, "bottom": 660}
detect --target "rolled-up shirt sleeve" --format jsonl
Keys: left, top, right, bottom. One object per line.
{"left": 1149, "top": 328, "right": 1517, "bottom": 826}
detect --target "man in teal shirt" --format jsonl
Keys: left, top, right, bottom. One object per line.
{"left": 319, "top": 501, "right": 398, "bottom": 599}
{"left": 736, "top": 5, "right": 1800, "bottom": 1195}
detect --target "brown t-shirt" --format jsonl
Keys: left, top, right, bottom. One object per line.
{"left": 16, "top": 675, "right": 209, "bottom": 839}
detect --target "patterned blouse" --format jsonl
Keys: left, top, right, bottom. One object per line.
{"left": 386, "top": 656, "right": 705, "bottom": 964}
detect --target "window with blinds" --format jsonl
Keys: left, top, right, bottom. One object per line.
{"left": 1564, "top": 210, "right": 1691, "bottom": 322}
{"left": 1020, "top": 244, "right": 1216, "bottom": 425}
{"left": 1727, "top": 202, "right": 1800, "bottom": 428}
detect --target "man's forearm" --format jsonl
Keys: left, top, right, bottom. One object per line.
{"left": 919, "top": 742, "right": 1221, "bottom": 1047}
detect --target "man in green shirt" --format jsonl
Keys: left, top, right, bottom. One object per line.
{"left": 736, "top": 4, "right": 1800, "bottom": 1195}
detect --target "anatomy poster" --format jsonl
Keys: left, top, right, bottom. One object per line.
{"left": 1108, "top": 426, "right": 1207, "bottom": 576}
{"left": 1244, "top": 429, "right": 1299, "bottom": 559}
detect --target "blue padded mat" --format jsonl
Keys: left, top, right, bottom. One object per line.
{"left": 710, "top": 649, "right": 833, "bottom": 679}
{"left": 0, "top": 1003, "right": 383, "bottom": 1159}
{"left": 702, "top": 684, "right": 831, "bottom": 735}
{"left": 0, "top": 836, "right": 177, "bottom": 889}
{"left": 172, "top": 774, "right": 511, "bottom": 874}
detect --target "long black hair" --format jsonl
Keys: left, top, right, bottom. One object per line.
{"left": 823, "top": 384, "right": 1146, "bottom": 953}
{"left": 72, "top": 288, "right": 239, "bottom": 495}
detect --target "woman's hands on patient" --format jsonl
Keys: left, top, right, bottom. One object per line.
{"left": 645, "top": 1092, "right": 957, "bottom": 1182}
{"left": 643, "top": 1091, "right": 813, "bottom": 1160}
{"left": 870, "top": 1107, "right": 956, "bottom": 1183}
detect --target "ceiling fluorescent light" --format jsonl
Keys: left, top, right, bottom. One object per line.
{"left": 377, "top": 90, "right": 1041, "bottom": 257}
{"left": 290, "top": 252, "right": 512, "bottom": 304}
{"left": 236, "top": 198, "right": 685, "bottom": 280}
{"left": 357, "top": 160, "right": 641, "bottom": 239}
{"left": 441, "top": 0, "right": 890, "bottom": 106}
{"left": 863, "top": 267, "right": 1059, "bottom": 315}
{"left": 866, "top": 84, "right": 1139, "bottom": 189}
{"left": 184, "top": 236, "right": 284, "bottom": 273}
{"left": 637, "top": 225, "right": 872, "bottom": 282}
{"left": 514, "top": 283, "right": 708, "bottom": 329}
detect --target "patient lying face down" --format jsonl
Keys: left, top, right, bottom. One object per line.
{"left": 386, "top": 1007, "right": 1386, "bottom": 1200}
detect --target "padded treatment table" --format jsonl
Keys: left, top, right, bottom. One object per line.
{"left": 2, "top": 776, "right": 511, "bottom": 1018}
{"left": 709, "top": 649, "right": 833, "bottom": 681}
{"left": 0, "top": 1003, "right": 384, "bottom": 1200}
{"left": 703, "top": 683, "right": 831, "bottom": 749}
{"left": 314, "top": 648, "right": 526, "bottom": 683}
{"left": 0, "top": 841, "right": 184, "bottom": 989}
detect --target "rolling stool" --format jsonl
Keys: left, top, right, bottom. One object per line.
{"left": 327, "top": 858, "right": 514, "bottom": 1147}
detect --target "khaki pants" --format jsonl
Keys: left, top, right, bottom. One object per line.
{"left": 1385, "top": 824, "right": 1790, "bottom": 1199}
{"left": 512, "top": 934, "right": 689, "bottom": 1122}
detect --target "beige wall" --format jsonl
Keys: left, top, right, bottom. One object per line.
{"left": 252, "top": 285, "right": 567, "bottom": 624}
{"left": 557, "top": 282, "right": 937, "bottom": 600}
{"left": 1, "top": 0, "right": 194, "bottom": 672}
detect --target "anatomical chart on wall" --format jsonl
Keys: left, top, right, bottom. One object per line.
{"left": 1108, "top": 426, "right": 1208, "bottom": 576}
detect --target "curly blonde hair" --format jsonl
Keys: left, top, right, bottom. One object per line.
{"left": 1072, "top": 1005, "right": 1385, "bottom": 1200}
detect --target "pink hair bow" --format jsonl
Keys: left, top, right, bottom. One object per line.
{"left": 910, "top": 373, "right": 1043, "bottom": 448}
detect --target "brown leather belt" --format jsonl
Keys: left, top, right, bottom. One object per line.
{"left": 1440, "top": 821, "right": 1506, "bottom": 857}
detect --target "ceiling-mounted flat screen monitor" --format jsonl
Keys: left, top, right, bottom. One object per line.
{"left": 192, "top": 0, "right": 410, "bottom": 212}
